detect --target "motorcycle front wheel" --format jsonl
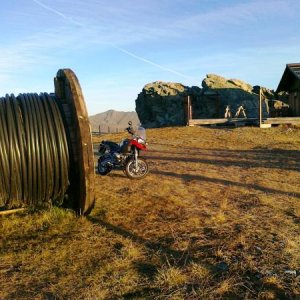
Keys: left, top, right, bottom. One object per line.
{"left": 97, "top": 157, "right": 112, "bottom": 175}
{"left": 125, "top": 158, "right": 149, "bottom": 179}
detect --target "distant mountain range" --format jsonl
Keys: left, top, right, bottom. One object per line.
{"left": 89, "top": 109, "right": 140, "bottom": 133}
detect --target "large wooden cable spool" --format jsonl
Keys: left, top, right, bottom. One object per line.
{"left": 0, "top": 68, "right": 95, "bottom": 215}
{"left": 54, "top": 69, "right": 95, "bottom": 215}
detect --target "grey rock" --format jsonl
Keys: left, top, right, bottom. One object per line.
{"left": 135, "top": 74, "right": 289, "bottom": 128}
{"left": 135, "top": 81, "right": 188, "bottom": 128}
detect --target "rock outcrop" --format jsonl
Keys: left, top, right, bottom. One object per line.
{"left": 198, "top": 74, "right": 267, "bottom": 119}
{"left": 135, "top": 81, "right": 189, "bottom": 128}
{"left": 135, "top": 74, "right": 283, "bottom": 128}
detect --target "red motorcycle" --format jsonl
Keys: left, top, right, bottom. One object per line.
{"left": 97, "top": 122, "right": 149, "bottom": 179}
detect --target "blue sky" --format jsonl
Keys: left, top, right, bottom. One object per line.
{"left": 0, "top": 0, "right": 299, "bottom": 114}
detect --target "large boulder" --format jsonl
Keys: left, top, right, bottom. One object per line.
{"left": 135, "top": 74, "right": 284, "bottom": 128}
{"left": 199, "top": 74, "right": 268, "bottom": 119}
{"left": 202, "top": 74, "right": 252, "bottom": 92}
{"left": 135, "top": 81, "right": 189, "bottom": 128}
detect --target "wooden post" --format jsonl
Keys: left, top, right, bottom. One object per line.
{"left": 189, "top": 96, "right": 193, "bottom": 121}
{"left": 185, "top": 95, "right": 192, "bottom": 126}
{"left": 185, "top": 96, "right": 188, "bottom": 126}
{"left": 187, "top": 95, "right": 191, "bottom": 126}
{"left": 258, "top": 88, "right": 271, "bottom": 128}
{"left": 259, "top": 87, "right": 262, "bottom": 127}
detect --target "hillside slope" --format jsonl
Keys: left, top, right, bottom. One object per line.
{"left": 1, "top": 126, "right": 300, "bottom": 299}
{"left": 89, "top": 109, "right": 140, "bottom": 133}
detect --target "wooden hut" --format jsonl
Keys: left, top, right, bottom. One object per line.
{"left": 276, "top": 63, "right": 300, "bottom": 116}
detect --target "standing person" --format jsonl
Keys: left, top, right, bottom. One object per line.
{"left": 235, "top": 105, "right": 247, "bottom": 118}
{"left": 224, "top": 105, "right": 232, "bottom": 118}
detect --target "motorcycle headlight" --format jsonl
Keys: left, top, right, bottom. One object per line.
{"left": 138, "top": 138, "right": 146, "bottom": 144}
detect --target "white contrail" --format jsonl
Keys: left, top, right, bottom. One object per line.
{"left": 32, "top": 0, "right": 192, "bottom": 80}
{"left": 32, "top": 0, "right": 83, "bottom": 26}
{"left": 111, "top": 45, "right": 193, "bottom": 80}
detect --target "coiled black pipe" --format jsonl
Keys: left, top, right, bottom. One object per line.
{"left": 0, "top": 93, "right": 69, "bottom": 209}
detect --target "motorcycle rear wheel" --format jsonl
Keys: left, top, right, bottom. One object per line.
{"left": 125, "top": 158, "right": 149, "bottom": 179}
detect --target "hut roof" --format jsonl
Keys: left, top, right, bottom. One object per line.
{"left": 276, "top": 63, "right": 300, "bottom": 93}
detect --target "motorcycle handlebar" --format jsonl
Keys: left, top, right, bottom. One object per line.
{"left": 125, "top": 126, "right": 135, "bottom": 135}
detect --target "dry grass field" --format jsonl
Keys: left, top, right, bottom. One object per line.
{"left": 1, "top": 125, "right": 300, "bottom": 299}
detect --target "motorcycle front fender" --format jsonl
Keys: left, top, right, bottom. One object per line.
{"left": 130, "top": 140, "right": 147, "bottom": 151}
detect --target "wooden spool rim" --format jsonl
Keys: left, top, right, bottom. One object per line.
{"left": 54, "top": 69, "right": 95, "bottom": 215}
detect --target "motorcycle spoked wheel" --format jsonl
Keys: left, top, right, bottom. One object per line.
{"left": 125, "top": 157, "right": 149, "bottom": 179}
{"left": 97, "top": 158, "right": 112, "bottom": 175}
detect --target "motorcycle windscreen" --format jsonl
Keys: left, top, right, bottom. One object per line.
{"left": 136, "top": 126, "right": 146, "bottom": 140}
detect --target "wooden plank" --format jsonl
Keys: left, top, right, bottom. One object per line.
{"left": 189, "top": 118, "right": 230, "bottom": 125}
{"left": 260, "top": 124, "right": 272, "bottom": 128}
{"left": 189, "top": 118, "right": 257, "bottom": 126}
{"left": 264, "top": 117, "right": 300, "bottom": 124}
{"left": 0, "top": 208, "right": 25, "bottom": 216}
{"left": 189, "top": 117, "right": 300, "bottom": 126}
